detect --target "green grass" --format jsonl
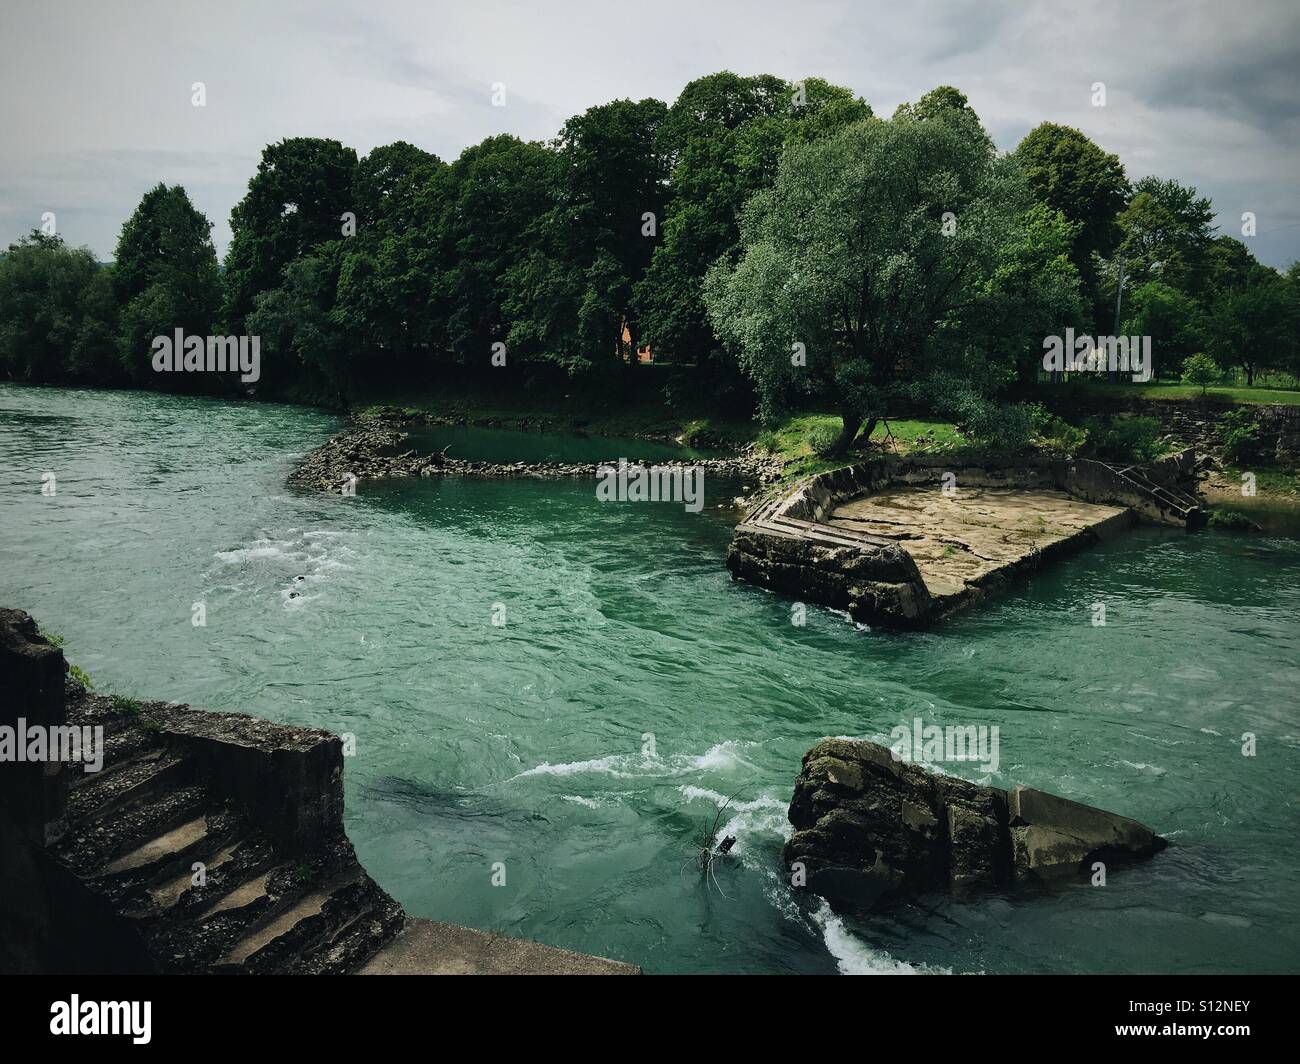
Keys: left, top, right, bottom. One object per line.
{"left": 753, "top": 415, "right": 962, "bottom": 482}
{"left": 1058, "top": 379, "right": 1300, "bottom": 407}
{"left": 1223, "top": 465, "right": 1300, "bottom": 498}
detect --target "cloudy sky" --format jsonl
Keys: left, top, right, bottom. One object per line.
{"left": 2, "top": 0, "right": 1298, "bottom": 266}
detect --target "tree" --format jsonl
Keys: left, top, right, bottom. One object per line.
{"left": 1120, "top": 281, "right": 1205, "bottom": 379}
{"left": 113, "top": 183, "right": 221, "bottom": 384}
{"left": 413, "top": 135, "right": 555, "bottom": 371}
{"left": 223, "top": 138, "right": 358, "bottom": 349}
{"left": 0, "top": 231, "right": 116, "bottom": 383}
{"left": 634, "top": 73, "right": 870, "bottom": 388}
{"left": 705, "top": 95, "right": 1041, "bottom": 455}
{"left": 343, "top": 142, "right": 443, "bottom": 374}
{"left": 1205, "top": 275, "right": 1299, "bottom": 385}
{"left": 1014, "top": 123, "right": 1129, "bottom": 307}
{"left": 1115, "top": 176, "right": 1216, "bottom": 294}
{"left": 246, "top": 243, "right": 351, "bottom": 401}
{"left": 503, "top": 97, "right": 669, "bottom": 376}
{"left": 1181, "top": 352, "right": 1221, "bottom": 395}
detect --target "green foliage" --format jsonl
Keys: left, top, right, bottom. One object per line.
{"left": 0, "top": 232, "right": 117, "bottom": 383}
{"left": 114, "top": 184, "right": 222, "bottom": 386}
{"left": 1014, "top": 123, "right": 1128, "bottom": 294}
{"left": 634, "top": 72, "right": 869, "bottom": 381}
{"left": 1207, "top": 507, "right": 1262, "bottom": 531}
{"left": 223, "top": 137, "right": 358, "bottom": 388}
{"left": 7, "top": 69, "right": 1298, "bottom": 435}
{"left": 1080, "top": 414, "right": 1165, "bottom": 461}
{"left": 706, "top": 90, "right": 1057, "bottom": 455}
{"left": 1116, "top": 176, "right": 1215, "bottom": 295}
{"left": 1121, "top": 281, "right": 1205, "bottom": 377}
{"left": 1035, "top": 414, "right": 1088, "bottom": 455}
{"left": 37, "top": 625, "right": 66, "bottom": 648}
{"left": 807, "top": 423, "right": 842, "bottom": 456}
{"left": 110, "top": 694, "right": 143, "bottom": 717}
{"left": 68, "top": 664, "right": 93, "bottom": 689}
{"left": 1205, "top": 276, "right": 1300, "bottom": 386}
{"left": 1181, "top": 352, "right": 1222, "bottom": 395}
{"left": 1217, "top": 408, "right": 1262, "bottom": 462}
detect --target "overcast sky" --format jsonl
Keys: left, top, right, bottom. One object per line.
{"left": 2, "top": 0, "right": 1297, "bottom": 266}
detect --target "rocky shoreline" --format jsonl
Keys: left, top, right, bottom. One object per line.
{"left": 288, "top": 407, "right": 784, "bottom": 495}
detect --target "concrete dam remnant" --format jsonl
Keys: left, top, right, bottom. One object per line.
{"left": 0, "top": 608, "right": 638, "bottom": 975}
{"left": 785, "top": 738, "right": 1166, "bottom": 911}
{"left": 727, "top": 450, "right": 1204, "bottom": 628}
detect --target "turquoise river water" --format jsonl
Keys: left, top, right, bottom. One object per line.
{"left": 2, "top": 383, "right": 1298, "bottom": 974}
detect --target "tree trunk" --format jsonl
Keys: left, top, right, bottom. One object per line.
{"left": 828, "top": 410, "right": 865, "bottom": 457}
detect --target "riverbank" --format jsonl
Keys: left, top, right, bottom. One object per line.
{"left": 287, "top": 405, "right": 785, "bottom": 495}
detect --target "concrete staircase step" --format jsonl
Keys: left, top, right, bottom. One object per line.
{"left": 196, "top": 869, "right": 271, "bottom": 920}
{"left": 213, "top": 868, "right": 363, "bottom": 971}
{"left": 52, "top": 783, "right": 209, "bottom": 874}
{"left": 102, "top": 814, "right": 210, "bottom": 875}
{"left": 148, "top": 842, "right": 241, "bottom": 912}
{"left": 289, "top": 886, "right": 405, "bottom": 974}
{"left": 67, "top": 751, "right": 192, "bottom": 824}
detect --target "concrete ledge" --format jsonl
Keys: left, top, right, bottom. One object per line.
{"left": 358, "top": 918, "right": 641, "bottom": 975}
{"left": 0, "top": 608, "right": 68, "bottom": 843}
{"left": 147, "top": 703, "right": 344, "bottom": 854}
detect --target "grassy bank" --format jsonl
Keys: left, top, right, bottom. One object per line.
{"left": 1053, "top": 379, "right": 1300, "bottom": 407}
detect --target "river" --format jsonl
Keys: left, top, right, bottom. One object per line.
{"left": 2, "top": 383, "right": 1298, "bottom": 974}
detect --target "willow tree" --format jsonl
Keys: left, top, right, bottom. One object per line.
{"left": 704, "top": 89, "right": 1043, "bottom": 454}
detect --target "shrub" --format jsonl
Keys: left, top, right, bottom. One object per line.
{"left": 1217, "top": 409, "right": 1262, "bottom": 463}
{"left": 1181, "top": 352, "right": 1222, "bottom": 396}
{"left": 1081, "top": 414, "right": 1165, "bottom": 462}
{"left": 808, "top": 423, "right": 843, "bottom": 456}
{"left": 1035, "top": 415, "right": 1088, "bottom": 455}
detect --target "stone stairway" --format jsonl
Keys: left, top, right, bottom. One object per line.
{"left": 2, "top": 607, "right": 639, "bottom": 975}
{"left": 51, "top": 682, "right": 404, "bottom": 974}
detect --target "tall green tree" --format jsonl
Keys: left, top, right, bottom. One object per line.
{"left": 223, "top": 138, "right": 358, "bottom": 351}
{"left": 1115, "top": 176, "right": 1216, "bottom": 294}
{"left": 503, "top": 97, "right": 669, "bottom": 375}
{"left": 635, "top": 73, "right": 870, "bottom": 386}
{"left": 1014, "top": 123, "right": 1129, "bottom": 311}
{"left": 1206, "top": 275, "right": 1298, "bottom": 385}
{"left": 416, "top": 135, "right": 556, "bottom": 370}
{"left": 705, "top": 94, "right": 1049, "bottom": 454}
{"left": 113, "top": 183, "right": 221, "bottom": 384}
{"left": 341, "top": 141, "right": 443, "bottom": 375}
{"left": 1120, "top": 281, "right": 1205, "bottom": 378}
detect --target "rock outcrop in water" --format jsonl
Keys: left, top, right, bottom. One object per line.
{"left": 784, "top": 738, "right": 1166, "bottom": 910}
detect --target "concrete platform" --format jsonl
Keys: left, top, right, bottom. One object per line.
{"left": 358, "top": 918, "right": 641, "bottom": 976}
{"left": 727, "top": 452, "right": 1202, "bottom": 627}
{"left": 828, "top": 486, "right": 1131, "bottom": 601}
